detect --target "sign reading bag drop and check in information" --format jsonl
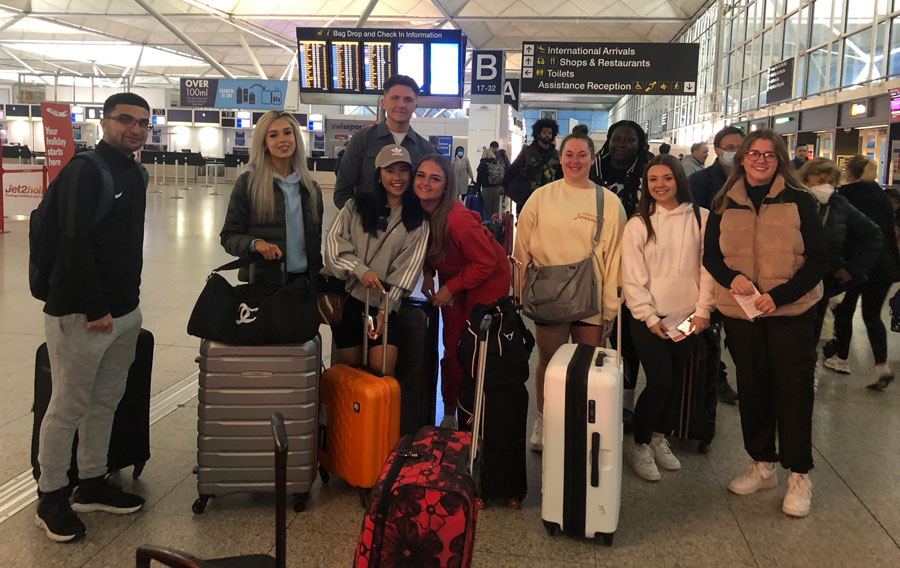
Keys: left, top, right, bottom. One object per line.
{"left": 520, "top": 42, "right": 699, "bottom": 96}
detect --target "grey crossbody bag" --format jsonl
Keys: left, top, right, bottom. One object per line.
{"left": 522, "top": 185, "right": 604, "bottom": 325}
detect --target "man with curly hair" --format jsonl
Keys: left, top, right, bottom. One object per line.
{"left": 502, "top": 118, "right": 560, "bottom": 210}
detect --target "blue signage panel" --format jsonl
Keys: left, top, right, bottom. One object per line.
{"left": 437, "top": 136, "right": 453, "bottom": 158}
{"left": 181, "top": 78, "right": 289, "bottom": 109}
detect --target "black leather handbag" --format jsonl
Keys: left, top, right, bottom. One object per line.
{"left": 187, "top": 256, "right": 320, "bottom": 345}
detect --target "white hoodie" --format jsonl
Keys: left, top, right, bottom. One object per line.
{"left": 622, "top": 202, "right": 716, "bottom": 328}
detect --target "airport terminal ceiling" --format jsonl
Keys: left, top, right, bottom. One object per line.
{"left": 0, "top": 0, "right": 709, "bottom": 109}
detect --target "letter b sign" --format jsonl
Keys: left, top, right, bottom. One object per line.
{"left": 476, "top": 53, "right": 498, "bottom": 81}
{"left": 472, "top": 50, "right": 504, "bottom": 101}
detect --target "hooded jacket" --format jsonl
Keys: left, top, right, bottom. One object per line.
{"left": 622, "top": 202, "right": 716, "bottom": 328}
{"left": 590, "top": 120, "right": 651, "bottom": 217}
{"left": 502, "top": 140, "right": 560, "bottom": 205}
{"left": 838, "top": 180, "right": 900, "bottom": 283}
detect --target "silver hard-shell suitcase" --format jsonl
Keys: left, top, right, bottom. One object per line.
{"left": 194, "top": 336, "right": 320, "bottom": 514}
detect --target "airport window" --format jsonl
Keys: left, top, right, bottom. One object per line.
{"left": 807, "top": 45, "right": 829, "bottom": 94}
{"left": 799, "top": 6, "right": 811, "bottom": 53}
{"left": 741, "top": 78, "right": 751, "bottom": 112}
{"left": 752, "top": 36, "right": 762, "bottom": 73}
{"left": 890, "top": 17, "right": 900, "bottom": 76}
{"left": 786, "top": 0, "right": 801, "bottom": 13}
{"left": 761, "top": 29, "right": 774, "bottom": 69}
{"left": 841, "top": 26, "right": 876, "bottom": 86}
{"left": 737, "top": 8, "right": 747, "bottom": 44}
{"left": 846, "top": 0, "right": 877, "bottom": 32}
{"left": 784, "top": 12, "right": 799, "bottom": 58}
{"left": 874, "top": 22, "right": 887, "bottom": 77}
{"left": 827, "top": 42, "right": 840, "bottom": 89}
{"left": 811, "top": 0, "right": 834, "bottom": 46}
{"left": 773, "top": 22, "right": 785, "bottom": 61}
{"left": 750, "top": 74, "right": 760, "bottom": 109}
{"left": 796, "top": 52, "right": 808, "bottom": 97}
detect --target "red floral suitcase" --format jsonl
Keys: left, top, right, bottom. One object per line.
{"left": 354, "top": 314, "right": 492, "bottom": 568}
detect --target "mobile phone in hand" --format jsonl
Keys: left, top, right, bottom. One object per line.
{"left": 675, "top": 314, "right": 694, "bottom": 335}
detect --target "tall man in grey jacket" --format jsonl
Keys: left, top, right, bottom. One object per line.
{"left": 333, "top": 75, "right": 436, "bottom": 209}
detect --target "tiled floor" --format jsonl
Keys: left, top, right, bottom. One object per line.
{"left": 0, "top": 177, "right": 898, "bottom": 567}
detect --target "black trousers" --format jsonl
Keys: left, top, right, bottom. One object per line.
{"left": 611, "top": 304, "right": 641, "bottom": 391}
{"left": 723, "top": 309, "right": 817, "bottom": 473}
{"left": 630, "top": 319, "right": 696, "bottom": 445}
{"left": 833, "top": 279, "right": 892, "bottom": 364}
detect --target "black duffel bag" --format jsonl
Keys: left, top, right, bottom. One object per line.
{"left": 187, "top": 256, "right": 320, "bottom": 345}
{"left": 456, "top": 296, "right": 535, "bottom": 390}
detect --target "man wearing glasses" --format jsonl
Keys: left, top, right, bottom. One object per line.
{"left": 34, "top": 93, "right": 150, "bottom": 542}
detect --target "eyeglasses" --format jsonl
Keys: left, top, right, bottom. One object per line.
{"left": 108, "top": 114, "right": 152, "bottom": 130}
{"left": 745, "top": 150, "right": 778, "bottom": 163}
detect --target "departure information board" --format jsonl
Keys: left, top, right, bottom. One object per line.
{"left": 297, "top": 27, "right": 465, "bottom": 107}
{"left": 298, "top": 40, "right": 327, "bottom": 91}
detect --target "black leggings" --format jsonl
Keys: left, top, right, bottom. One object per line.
{"left": 630, "top": 318, "right": 696, "bottom": 445}
{"left": 833, "top": 280, "right": 892, "bottom": 364}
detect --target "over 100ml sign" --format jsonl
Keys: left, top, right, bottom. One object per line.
{"left": 520, "top": 42, "right": 699, "bottom": 97}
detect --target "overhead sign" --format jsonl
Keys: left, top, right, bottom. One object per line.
{"left": 850, "top": 103, "right": 868, "bottom": 117}
{"left": 520, "top": 42, "right": 699, "bottom": 96}
{"left": 503, "top": 78, "right": 520, "bottom": 111}
{"left": 471, "top": 50, "right": 503, "bottom": 103}
{"left": 180, "top": 78, "right": 288, "bottom": 109}
{"left": 890, "top": 89, "right": 900, "bottom": 122}
{"left": 40, "top": 102, "right": 75, "bottom": 183}
{"left": 766, "top": 58, "right": 794, "bottom": 105}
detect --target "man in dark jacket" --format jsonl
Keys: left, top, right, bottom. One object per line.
{"left": 590, "top": 120, "right": 651, "bottom": 217}
{"left": 688, "top": 126, "right": 744, "bottom": 209}
{"left": 333, "top": 75, "right": 435, "bottom": 209}
{"left": 502, "top": 118, "right": 559, "bottom": 210}
{"left": 35, "top": 93, "right": 150, "bottom": 543}
{"left": 688, "top": 125, "right": 745, "bottom": 405}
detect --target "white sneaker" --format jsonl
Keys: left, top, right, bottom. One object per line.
{"left": 727, "top": 460, "right": 777, "bottom": 495}
{"left": 629, "top": 442, "right": 661, "bottom": 481}
{"left": 824, "top": 356, "right": 850, "bottom": 374}
{"left": 439, "top": 415, "right": 458, "bottom": 430}
{"left": 529, "top": 414, "right": 543, "bottom": 452}
{"left": 782, "top": 473, "right": 812, "bottom": 517}
{"left": 649, "top": 437, "right": 681, "bottom": 471}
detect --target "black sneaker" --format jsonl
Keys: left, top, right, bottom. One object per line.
{"left": 718, "top": 380, "right": 739, "bottom": 405}
{"left": 867, "top": 375, "right": 894, "bottom": 391}
{"left": 822, "top": 340, "right": 838, "bottom": 359}
{"left": 35, "top": 487, "right": 86, "bottom": 543}
{"left": 72, "top": 476, "right": 144, "bottom": 515}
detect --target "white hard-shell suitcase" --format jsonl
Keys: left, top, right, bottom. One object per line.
{"left": 541, "top": 304, "right": 623, "bottom": 545}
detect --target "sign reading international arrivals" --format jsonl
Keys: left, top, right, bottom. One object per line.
{"left": 520, "top": 42, "right": 699, "bottom": 96}
{"left": 180, "top": 78, "right": 289, "bottom": 109}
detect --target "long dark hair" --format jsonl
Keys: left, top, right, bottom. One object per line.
{"left": 712, "top": 129, "right": 807, "bottom": 213}
{"left": 413, "top": 154, "right": 456, "bottom": 264}
{"left": 357, "top": 164, "right": 425, "bottom": 236}
{"left": 637, "top": 154, "right": 693, "bottom": 243}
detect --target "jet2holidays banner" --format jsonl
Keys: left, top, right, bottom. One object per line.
{"left": 180, "top": 78, "right": 289, "bottom": 109}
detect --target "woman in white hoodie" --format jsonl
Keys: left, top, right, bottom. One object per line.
{"left": 622, "top": 154, "right": 716, "bottom": 482}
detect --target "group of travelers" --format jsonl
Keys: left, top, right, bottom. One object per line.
{"left": 31, "top": 75, "right": 898, "bottom": 545}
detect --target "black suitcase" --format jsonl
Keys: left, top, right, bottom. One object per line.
{"left": 674, "top": 324, "right": 719, "bottom": 452}
{"left": 329, "top": 297, "right": 438, "bottom": 436}
{"left": 31, "top": 328, "right": 154, "bottom": 485}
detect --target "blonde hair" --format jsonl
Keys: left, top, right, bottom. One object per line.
{"left": 481, "top": 148, "right": 494, "bottom": 159}
{"left": 248, "top": 110, "right": 319, "bottom": 223}
{"left": 799, "top": 157, "right": 840, "bottom": 186}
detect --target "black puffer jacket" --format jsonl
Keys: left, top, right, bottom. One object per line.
{"left": 220, "top": 170, "right": 324, "bottom": 284}
{"left": 838, "top": 180, "right": 900, "bottom": 283}
{"left": 818, "top": 191, "right": 882, "bottom": 296}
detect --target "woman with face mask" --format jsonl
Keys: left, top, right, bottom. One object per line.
{"left": 797, "top": 158, "right": 881, "bottom": 343}
{"left": 452, "top": 145, "right": 474, "bottom": 199}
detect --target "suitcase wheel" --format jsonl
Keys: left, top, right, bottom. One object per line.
{"left": 358, "top": 487, "right": 371, "bottom": 509}
{"left": 133, "top": 462, "right": 145, "bottom": 479}
{"left": 292, "top": 493, "right": 309, "bottom": 513}
{"left": 594, "top": 532, "right": 614, "bottom": 547}
{"left": 192, "top": 496, "right": 209, "bottom": 515}
{"left": 542, "top": 520, "right": 560, "bottom": 537}
{"left": 507, "top": 499, "right": 521, "bottom": 510}
{"left": 318, "top": 465, "right": 330, "bottom": 484}
{"left": 697, "top": 442, "right": 711, "bottom": 454}
{"left": 475, "top": 497, "right": 485, "bottom": 511}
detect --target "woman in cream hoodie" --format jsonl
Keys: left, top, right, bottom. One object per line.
{"left": 622, "top": 154, "right": 716, "bottom": 481}
{"left": 514, "top": 131, "right": 627, "bottom": 451}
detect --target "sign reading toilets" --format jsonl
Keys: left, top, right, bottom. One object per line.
{"left": 180, "top": 78, "right": 289, "bottom": 109}
{"left": 40, "top": 102, "right": 75, "bottom": 184}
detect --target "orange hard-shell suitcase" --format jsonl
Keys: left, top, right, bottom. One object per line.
{"left": 318, "top": 289, "right": 401, "bottom": 505}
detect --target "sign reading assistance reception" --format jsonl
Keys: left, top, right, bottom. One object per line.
{"left": 179, "top": 78, "right": 289, "bottom": 109}
{"left": 520, "top": 42, "right": 699, "bottom": 96}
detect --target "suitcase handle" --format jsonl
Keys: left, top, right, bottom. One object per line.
{"left": 468, "top": 313, "right": 492, "bottom": 476}
{"left": 362, "top": 286, "right": 391, "bottom": 375}
{"left": 590, "top": 432, "right": 600, "bottom": 487}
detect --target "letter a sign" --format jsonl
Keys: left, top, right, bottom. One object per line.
{"left": 503, "top": 79, "right": 520, "bottom": 111}
{"left": 471, "top": 50, "right": 503, "bottom": 103}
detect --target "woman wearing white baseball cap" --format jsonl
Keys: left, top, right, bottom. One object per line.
{"left": 322, "top": 144, "right": 430, "bottom": 374}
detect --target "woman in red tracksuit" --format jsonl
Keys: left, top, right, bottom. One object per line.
{"left": 413, "top": 154, "right": 511, "bottom": 430}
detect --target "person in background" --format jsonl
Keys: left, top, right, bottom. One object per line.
{"left": 572, "top": 124, "right": 589, "bottom": 136}
{"left": 452, "top": 145, "right": 474, "bottom": 199}
{"left": 333, "top": 75, "right": 435, "bottom": 209}
{"left": 792, "top": 143, "right": 809, "bottom": 170}
{"left": 797, "top": 158, "right": 881, "bottom": 342}
{"left": 678, "top": 153, "right": 685, "bottom": 161}
{"left": 704, "top": 129, "right": 828, "bottom": 518}
{"left": 475, "top": 147, "right": 503, "bottom": 219}
{"left": 496, "top": 148, "right": 511, "bottom": 169}
{"left": 689, "top": 126, "right": 745, "bottom": 406}
{"left": 590, "top": 119, "right": 652, "bottom": 427}
{"left": 34, "top": 92, "right": 151, "bottom": 543}
{"left": 503, "top": 118, "right": 560, "bottom": 210}
{"left": 658, "top": 142, "right": 671, "bottom": 155}
{"left": 222, "top": 110, "right": 323, "bottom": 287}
{"left": 489, "top": 140, "right": 500, "bottom": 155}
{"left": 884, "top": 187, "right": 900, "bottom": 249}
{"left": 825, "top": 156, "right": 900, "bottom": 391}
{"left": 682, "top": 142, "right": 709, "bottom": 178}
{"left": 514, "top": 131, "right": 626, "bottom": 451}
{"left": 323, "top": 145, "right": 430, "bottom": 375}
{"left": 334, "top": 140, "right": 347, "bottom": 177}
{"left": 414, "top": 155, "right": 510, "bottom": 429}
{"left": 623, "top": 154, "right": 715, "bottom": 481}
